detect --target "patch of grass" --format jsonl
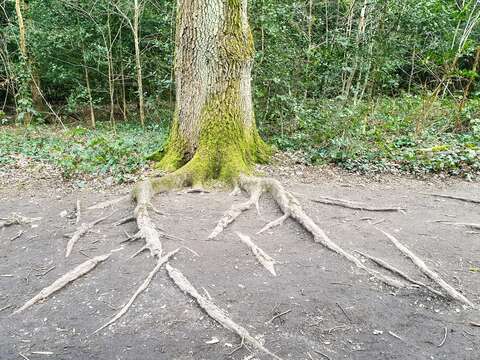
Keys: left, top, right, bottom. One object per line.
{"left": 262, "top": 95, "right": 480, "bottom": 179}
{"left": 0, "top": 122, "right": 168, "bottom": 183}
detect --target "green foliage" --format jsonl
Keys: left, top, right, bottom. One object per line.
{"left": 0, "top": 122, "right": 168, "bottom": 182}
{"left": 268, "top": 95, "right": 480, "bottom": 178}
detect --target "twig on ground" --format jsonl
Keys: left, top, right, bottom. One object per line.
{"left": 166, "top": 264, "right": 284, "bottom": 360}
{"left": 313, "top": 350, "right": 331, "bottom": 360}
{"left": 18, "top": 353, "right": 31, "bottom": 360}
{"left": 0, "top": 304, "right": 13, "bottom": 312}
{"left": 312, "top": 196, "right": 405, "bottom": 212}
{"left": 437, "top": 327, "right": 448, "bottom": 347}
{"left": 379, "top": 229, "right": 476, "bottom": 308}
{"left": 236, "top": 232, "right": 277, "bottom": 276}
{"left": 423, "top": 193, "right": 480, "bottom": 204}
{"left": 12, "top": 254, "right": 110, "bottom": 315}
{"left": 469, "top": 321, "right": 480, "bottom": 327}
{"left": 388, "top": 331, "right": 404, "bottom": 341}
{"left": 65, "top": 213, "right": 114, "bottom": 257}
{"left": 93, "top": 249, "right": 179, "bottom": 334}
{"left": 336, "top": 302, "right": 352, "bottom": 323}
{"left": 265, "top": 309, "right": 291, "bottom": 324}
{"left": 10, "top": 230, "right": 24, "bottom": 241}
{"left": 354, "top": 250, "right": 444, "bottom": 297}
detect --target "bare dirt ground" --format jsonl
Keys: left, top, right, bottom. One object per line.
{"left": 1, "top": 162, "right": 479, "bottom": 360}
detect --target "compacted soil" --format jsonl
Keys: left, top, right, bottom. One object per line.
{"left": 1, "top": 166, "right": 479, "bottom": 360}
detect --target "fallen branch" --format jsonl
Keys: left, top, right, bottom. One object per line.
{"left": 437, "top": 327, "right": 448, "bottom": 347}
{"left": 12, "top": 254, "right": 110, "bottom": 315}
{"left": 234, "top": 176, "right": 407, "bottom": 289}
{"left": 236, "top": 232, "right": 277, "bottom": 276}
{"left": 166, "top": 264, "right": 284, "bottom": 360}
{"left": 265, "top": 309, "right": 291, "bottom": 325}
{"left": 93, "top": 249, "right": 179, "bottom": 334}
{"left": 434, "top": 221, "right": 480, "bottom": 231}
{"left": 354, "top": 250, "right": 444, "bottom": 298}
{"left": 65, "top": 213, "right": 113, "bottom": 257}
{"left": 424, "top": 193, "right": 480, "bottom": 205}
{"left": 380, "top": 229, "right": 476, "bottom": 308}
{"left": 312, "top": 196, "right": 405, "bottom": 212}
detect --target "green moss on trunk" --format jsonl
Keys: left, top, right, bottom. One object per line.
{"left": 154, "top": 84, "right": 270, "bottom": 187}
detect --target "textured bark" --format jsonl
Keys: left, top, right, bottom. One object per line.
{"left": 156, "top": 0, "right": 269, "bottom": 182}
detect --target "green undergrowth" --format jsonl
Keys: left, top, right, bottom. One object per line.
{"left": 263, "top": 95, "right": 480, "bottom": 179}
{"left": 0, "top": 122, "right": 168, "bottom": 183}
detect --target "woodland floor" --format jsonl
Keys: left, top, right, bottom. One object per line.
{"left": 0, "top": 160, "right": 479, "bottom": 360}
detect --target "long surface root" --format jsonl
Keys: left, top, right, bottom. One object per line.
{"left": 65, "top": 213, "right": 113, "bottom": 257}
{"left": 166, "top": 264, "right": 284, "bottom": 360}
{"left": 12, "top": 254, "right": 111, "bottom": 315}
{"left": 93, "top": 249, "right": 179, "bottom": 334}
{"left": 220, "top": 175, "right": 408, "bottom": 289}
{"left": 236, "top": 232, "right": 277, "bottom": 276}
{"left": 312, "top": 196, "right": 405, "bottom": 212}
{"left": 379, "top": 229, "right": 476, "bottom": 308}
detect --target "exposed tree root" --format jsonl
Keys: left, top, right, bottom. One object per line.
{"left": 379, "top": 229, "right": 476, "bottom": 308}
{"left": 424, "top": 193, "right": 480, "bottom": 204}
{"left": 65, "top": 213, "right": 113, "bottom": 258}
{"left": 312, "top": 196, "right": 405, "bottom": 212}
{"left": 166, "top": 264, "right": 284, "bottom": 360}
{"left": 257, "top": 213, "right": 289, "bottom": 235}
{"left": 354, "top": 250, "right": 445, "bottom": 298}
{"left": 87, "top": 195, "right": 130, "bottom": 210}
{"left": 235, "top": 232, "right": 277, "bottom": 276}
{"left": 114, "top": 216, "right": 135, "bottom": 226}
{"left": 12, "top": 254, "right": 111, "bottom": 315}
{"left": 130, "top": 180, "right": 164, "bottom": 258}
{"left": 208, "top": 184, "right": 262, "bottom": 239}
{"left": 210, "top": 175, "right": 407, "bottom": 289}
{"left": 0, "top": 213, "right": 41, "bottom": 229}
{"left": 75, "top": 199, "right": 81, "bottom": 224}
{"left": 434, "top": 221, "right": 480, "bottom": 231}
{"left": 93, "top": 249, "right": 179, "bottom": 334}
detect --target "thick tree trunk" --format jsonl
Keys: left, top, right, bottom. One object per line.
{"left": 156, "top": 0, "right": 269, "bottom": 184}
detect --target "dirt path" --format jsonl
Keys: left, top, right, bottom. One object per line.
{"left": 1, "top": 170, "right": 479, "bottom": 360}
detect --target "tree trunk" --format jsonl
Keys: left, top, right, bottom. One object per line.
{"left": 156, "top": 0, "right": 269, "bottom": 185}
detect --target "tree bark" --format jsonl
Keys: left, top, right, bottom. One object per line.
{"left": 156, "top": 0, "right": 269, "bottom": 184}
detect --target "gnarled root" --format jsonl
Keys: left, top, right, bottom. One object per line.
{"left": 211, "top": 175, "right": 407, "bottom": 288}
{"left": 312, "top": 196, "right": 405, "bottom": 212}
{"left": 93, "top": 249, "right": 180, "bottom": 334}
{"left": 12, "top": 254, "right": 111, "bottom": 315}
{"left": 131, "top": 180, "right": 164, "bottom": 258}
{"left": 0, "top": 213, "right": 41, "bottom": 229}
{"left": 166, "top": 264, "right": 284, "bottom": 360}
